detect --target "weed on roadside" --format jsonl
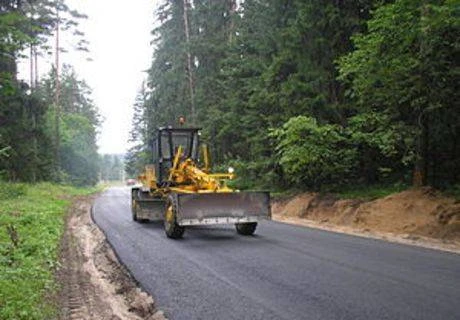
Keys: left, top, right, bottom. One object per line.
{"left": 0, "top": 183, "right": 98, "bottom": 320}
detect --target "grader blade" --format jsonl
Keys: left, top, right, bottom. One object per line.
{"left": 174, "top": 192, "right": 271, "bottom": 226}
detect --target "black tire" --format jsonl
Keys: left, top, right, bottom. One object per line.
{"left": 235, "top": 222, "right": 257, "bottom": 235}
{"left": 131, "top": 189, "right": 139, "bottom": 222}
{"left": 164, "top": 195, "right": 185, "bottom": 239}
{"left": 132, "top": 206, "right": 139, "bottom": 221}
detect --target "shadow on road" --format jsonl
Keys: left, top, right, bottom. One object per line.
{"left": 137, "top": 220, "right": 164, "bottom": 230}
{"left": 133, "top": 220, "right": 278, "bottom": 245}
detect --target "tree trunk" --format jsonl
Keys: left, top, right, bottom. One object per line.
{"left": 30, "top": 44, "right": 34, "bottom": 89}
{"left": 227, "top": 0, "right": 236, "bottom": 42}
{"left": 413, "top": 113, "right": 428, "bottom": 187}
{"left": 182, "top": 0, "right": 195, "bottom": 124}
{"left": 34, "top": 46, "right": 38, "bottom": 87}
{"left": 54, "top": 9, "right": 61, "bottom": 177}
{"left": 413, "top": 3, "right": 429, "bottom": 187}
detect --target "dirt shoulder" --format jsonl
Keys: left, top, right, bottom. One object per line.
{"left": 56, "top": 195, "right": 166, "bottom": 320}
{"left": 272, "top": 187, "right": 460, "bottom": 254}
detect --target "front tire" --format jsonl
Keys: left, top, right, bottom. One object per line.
{"left": 164, "top": 195, "right": 185, "bottom": 239}
{"left": 235, "top": 222, "right": 257, "bottom": 235}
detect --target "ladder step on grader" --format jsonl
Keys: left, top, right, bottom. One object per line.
{"left": 131, "top": 126, "right": 271, "bottom": 239}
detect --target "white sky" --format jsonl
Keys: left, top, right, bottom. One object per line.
{"left": 18, "top": 0, "right": 158, "bottom": 154}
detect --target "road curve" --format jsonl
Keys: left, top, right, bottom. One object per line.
{"left": 93, "top": 187, "right": 460, "bottom": 320}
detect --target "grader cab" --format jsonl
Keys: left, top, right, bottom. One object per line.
{"left": 131, "top": 126, "right": 271, "bottom": 239}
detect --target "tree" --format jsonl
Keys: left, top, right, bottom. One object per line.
{"left": 101, "top": 154, "right": 125, "bottom": 182}
{"left": 338, "top": 0, "right": 460, "bottom": 187}
{"left": 0, "top": 0, "right": 93, "bottom": 184}
{"left": 271, "top": 116, "right": 356, "bottom": 189}
{"left": 130, "top": 0, "right": 459, "bottom": 191}
{"left": 37, "top": 65, "right": 100, "bottom": 185}
{"left": 125, "top": 85, "right": 150, "bottom": 177}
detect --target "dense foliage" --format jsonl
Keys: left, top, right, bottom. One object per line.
{"left": 338, "top": 0, "right": 459, "bottom": 188}
{"left": 0, "top": 0, "right": 99, "bottom": 186}
{"left": 128, "top": 0, "right": 459, "bottom": 191}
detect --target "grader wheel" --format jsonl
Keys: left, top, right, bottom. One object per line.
{"left": 132, "top": 202, "right": 139, "bottom": 221}
{"left": 164, "top": 196, "right": 185, "bottom": 239}
{"left": 235, "top": 222, "right": 258, "bottom": 235}
{"left": 131, "top": 189, "right": 139, "bottom": 222}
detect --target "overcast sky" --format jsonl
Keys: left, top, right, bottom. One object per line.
{"left": 19, "top": 0, "right": 158, "bottom": 154}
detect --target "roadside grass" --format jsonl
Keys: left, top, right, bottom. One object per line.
{"left": 444, "top": 184, "right": 460, "bottom": 201}
{"left": 333, "top": 184, "right": 408, "bottom": 200}
{"left": 271, "top": 184, "right": 409, "bottom": 202}
{"left": 271, "top": 189, "right": 304, "bottom": 201}
{"left": 0, "top": 182, "right": 101, "bottom": 320}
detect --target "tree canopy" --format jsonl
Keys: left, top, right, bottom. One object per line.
{"left": 0, "top": 0, "right": 99, "bottom": 185}
{"left": 128, "top": 0, "right": 459, "bottom": 191}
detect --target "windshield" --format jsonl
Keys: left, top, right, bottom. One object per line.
{"left": 172, "top": 132, "right": 192, "bottom": 159}
{"left": 160, "top": 130, "right": 199, "bottom": 161}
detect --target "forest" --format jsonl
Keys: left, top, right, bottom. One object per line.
{"left": 1, "top": 0, "right": 458, "bottom": 191}
{"left": 126, "top": 0, "right": 459, "bottom": 192}
{"left": 0, "top": 0, "right": 114, "bottom": 186}
{"left": 1, "top": 2, "right": 459, "bottom": 318}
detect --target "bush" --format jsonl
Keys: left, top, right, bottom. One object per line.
{"left": 271, "top": 116, "right": 356, "bottom": 189}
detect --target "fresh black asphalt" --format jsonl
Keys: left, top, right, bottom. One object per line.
{"left": 93, "top": 187, "right": 460, "bottom": 320}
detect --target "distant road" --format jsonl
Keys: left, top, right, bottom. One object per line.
{"left": 93, "top": 187, "right": 460, "bottom": 320}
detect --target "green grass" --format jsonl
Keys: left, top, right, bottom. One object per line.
{"left": 334, "top": 183, "right": 408, "bottom": 200}
{"left": 270, "top": 189, "right": 305, "bottom": 201}
{"left": 444, "top": 184, "right": 460, "bottom": 201}
{"left": 0, "top": 182, "right": 100, "bottom": 320}
{"left": 270, "top": 184, "right": 409, "bottom": 201}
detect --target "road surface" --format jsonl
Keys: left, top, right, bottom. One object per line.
{"left": 93, "top": 187, "right": 460, "bottom": 320}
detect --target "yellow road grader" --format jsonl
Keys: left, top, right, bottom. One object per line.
{"left": 131, "top": 126, "right": 271, "bottom": 239}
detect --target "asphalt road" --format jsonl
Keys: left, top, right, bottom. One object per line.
{"left": 93, "top": 187, "right": 460, "bottom": 320}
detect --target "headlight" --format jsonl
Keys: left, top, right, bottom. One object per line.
{"left": 228, "top": 167, "right": 235, "bottom": 174}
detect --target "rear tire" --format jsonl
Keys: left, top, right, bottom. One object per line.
{"left": 132, "top": 205, "right": 139, "bottom": 221}
{"left": 164, "top": 195, "right": 185, "bottom": 239}
{"left": 235, "top": 222, "right": 257, "bottom": 235}
{"left": 131, "top": 189, "right": 139, "bottom": 222}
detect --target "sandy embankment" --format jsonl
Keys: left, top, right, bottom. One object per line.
{"left": 272, "top": 187, "right": 460, "bottom": 253}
